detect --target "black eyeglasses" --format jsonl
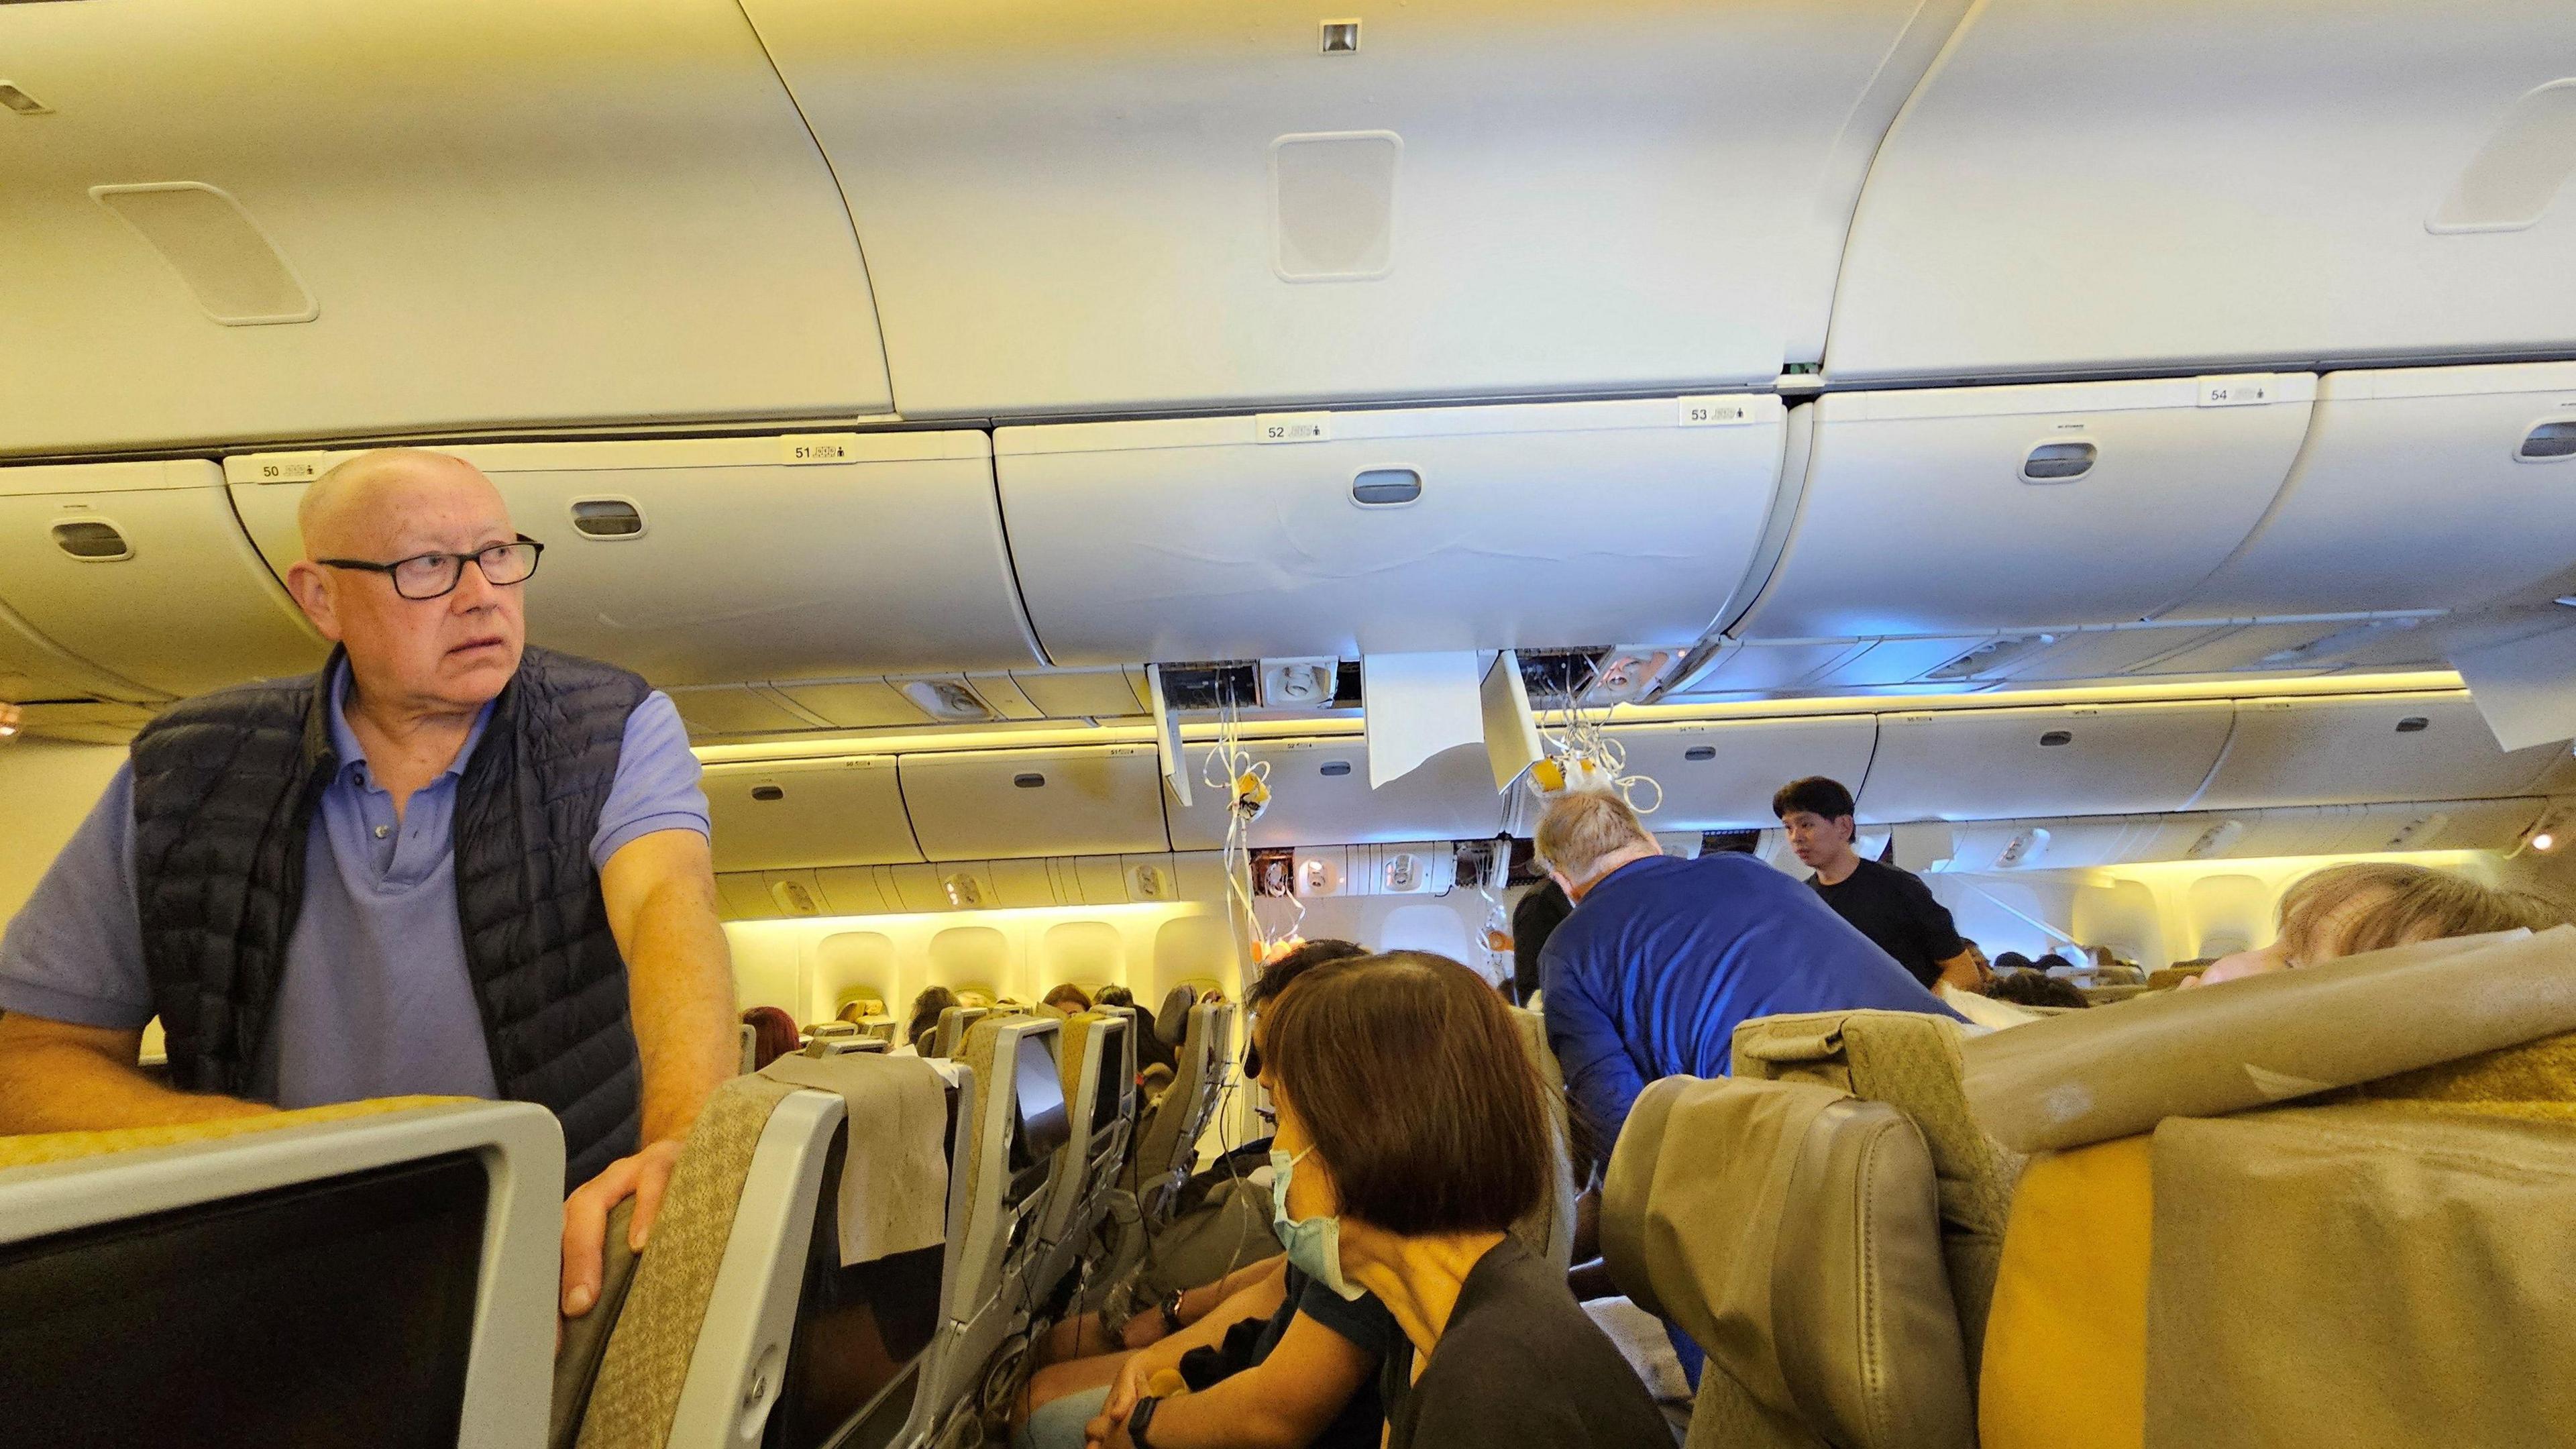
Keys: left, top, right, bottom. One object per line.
{"left": 317, "top": 536, "right": 544, "bottom": 601}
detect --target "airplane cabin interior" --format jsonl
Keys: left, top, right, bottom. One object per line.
{"left": 4, "top": 2, "right": 2576, "bottom": 1447}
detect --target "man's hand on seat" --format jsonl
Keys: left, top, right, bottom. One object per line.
{"left": 560, "top": 1136, "right": 686, "bottom": 1317}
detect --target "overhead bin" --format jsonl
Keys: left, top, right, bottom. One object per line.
{"left": 2195, "top": 694, "right": 2567, "bottom": 812}
{"left": 0, "top": 600, "right": 159, "bottom": 704}
{"left": 0, "top": 0, "right": 887, "bottom": 455}
{"left": 226, "top": 433, "right": 1041, "bottom": 688}
{"left": 0, "top": 460, "right": 323, "bottom": 700}
{"left": 1165, "top": 739, "right": 1499, "bottom": 851}
{"left": 1858, "top": 701, "right": 2235, "bottom": 823}
{"left": 737, "top": 0, "right": 1967, "bottom": 416}
{"left": 1613, "top": 716, "right": 1878, "bottom": 831}
{"left": 998, "top": 398, "right": 1786, "bottom": 663}
{"left": 2124, "top": 618, "right": 2432, "bottom": 679}
{"left": 899, "top": 746, "right": 1169, "bottom": 861}
{"left": 1826, "top": 0, "right": 2576, "bottom": 379}
{"left": 701, "top": 756, "right": 921, "bottom": 873}
{"left": 2173, "top": 364, "right": 2576, "bottom": 618}
{"left": 1737, "top": 376, "right": 2314, "bottom": 639}
{"left": 1668, "top": 641, "right": 1870, "bottom": 698}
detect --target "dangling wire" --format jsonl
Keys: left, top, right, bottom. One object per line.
{"left": 1529, "top": 655, "right": 1664, "bottom": 815}
{"left": 1205, "top": 700, "right": 1301, "bottom": 964}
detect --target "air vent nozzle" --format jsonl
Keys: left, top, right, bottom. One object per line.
{"left": 51, "top": 521, "right": 130, "bottom": 560}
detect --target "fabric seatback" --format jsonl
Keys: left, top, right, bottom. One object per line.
{"left": 1734, "top": 1009, "right": 2019, "bottom": 1368}
{"left": 1505, "top": 1005, "right": 1578, "bottom": 1272}
{"left": 1603, "top": 1074, "right": 1975, "bottom": 1449}
{"left": 575, "top": 1074, "right": 802, "bottom": 1449}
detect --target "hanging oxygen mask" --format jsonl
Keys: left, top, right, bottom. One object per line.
{"left": 1207, "top": 724, "right": 1302, "bottom": 961}
{"left": 1527, "top": 730, "right": 1664, "bottom": 816}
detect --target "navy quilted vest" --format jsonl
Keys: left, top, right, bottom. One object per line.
{"left": 128, "top": 645, "right": 651, "bottom": 1187}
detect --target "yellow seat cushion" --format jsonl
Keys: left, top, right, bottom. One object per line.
{"left": 0, "top": 1095, "right": 472, "bottom": 1171}
{"left": 1977, "top": 1134, "right": 2153, "bottom": 1449}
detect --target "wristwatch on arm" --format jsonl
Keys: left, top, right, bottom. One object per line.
{"left": 1157, "top": 1287, "right": 1187, "bottom": 1335}
{"left": 1126, "top": 1395, "right": 1164, "bottom": 1449}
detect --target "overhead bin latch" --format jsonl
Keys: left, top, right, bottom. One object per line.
{"left": 2020, "top": 441, "right": 2097, "bottom": 483}
{"left": 2520, "top": 420, "right": 2576, "bottom": 460}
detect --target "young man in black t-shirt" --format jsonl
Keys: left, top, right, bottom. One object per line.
{"left": 1772, "top": 775, "right": 1986, "bottom": 993}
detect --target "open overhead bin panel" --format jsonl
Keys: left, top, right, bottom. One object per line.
{"left": 1826, "top": 0, "right": 2576, "bottom": 380}
{"left": 898, "top": 745, "right": 1169, "bottom": 861}
{"left": 2173, "top": 363, "right": 2576, "bottom": 618}
{"left": 998, "top": 397, "right": 1786, "bottom": 664}
{"left": 227, "top": 433, "right": 1040, "bottom": 689}
{"left": 0, "top": 600, "right": 159, "bottom": 704}
{"left": 0, "top": 0, "right": 888, "bottom": 455}
{"left": 1613, "top": 715, "right": 1878, "bottom": 831}
{"left": 0, "top": 460, "right": 322, "bottom": 699}
{"left": 736, "top": 0, "right": 1968, "bottom": 416}
{"left": 1858, "top": 701, "right": 2236, "bottom": 823}
{"left": 2195, "top": 694, "right": 2569, "bottom": 812}
{"left": 1737, "top": 376, "right": 2313, "bottom": 640}
{"left": 701, "top": 755, "right": 920, "bottom": 873}
{"left": 1165, "top": 739, "right": 1498, "bottom": 851}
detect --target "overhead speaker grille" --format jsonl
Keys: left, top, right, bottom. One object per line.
{"left": 1272, "top": 132, "right": 1399, "bottom": 282}
{"left": 2428, "top": 78, "right": 2576, "bottom": 234}
{"left": 91, "top": 182, "right": 317, "bottom": 325}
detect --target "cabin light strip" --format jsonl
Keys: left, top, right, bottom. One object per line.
{"left": 691, "top": 669, "right": 2467, "bottom": 765}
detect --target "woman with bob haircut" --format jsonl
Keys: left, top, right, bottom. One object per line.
{"left": 1242, "top": 951, "right": 1669, "bottom": 1449}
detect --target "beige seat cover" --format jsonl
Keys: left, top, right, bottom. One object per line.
{"left": 1506, "top": 1004, "right": 1579, "bottom": 1273}
{"left": 1733, "top": 1009, "right": 2019, "bottom": 1368}
{"left": 576, "top": 1074, "right": 802, "bottom": 1449}
{"left": 2147, "top": 1102, "right": 2576, "bottom": 1449}
{"left": 1603, "top": 1074, "right": 1973, "bottom": 1449}
{"left": 1964, "top": 926, "right": 2576, "bottom": 1154}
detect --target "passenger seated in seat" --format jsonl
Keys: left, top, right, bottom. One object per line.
{"left": 1096, "top": 984, "right": 1180, "bottom": 1077}
{"left": 1989, "top": 971, "right": 2090, "bottom": 1010}
{"left": 1046, "top": 983, "right": 1095, "bottom": 1014}
{"left": 2188, "top": 861, "right": 2566, "bottom": 987}
{"left": 1014, "top": 938, "right": 1381, "bottom": 1444}
{"left": 891, "top": 985, "right": 958, "bottom": 1057}
{"left": 1236, "top": 951, "right": 1670, "bottom": 1449}
{"left": 1018, "top": 938, "right": 1389, "bottom": 1449}
{"left": 741, "top": 1006, "right": 800, "bottom": 1069}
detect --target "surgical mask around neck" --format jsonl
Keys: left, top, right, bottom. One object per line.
{"left": 1269, "top": 1146, "right": 1364, "bottom": 1301}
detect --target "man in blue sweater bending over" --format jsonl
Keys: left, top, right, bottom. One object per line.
{"left": 1534, "top": 789, "right": 1962, "bottom": 1383}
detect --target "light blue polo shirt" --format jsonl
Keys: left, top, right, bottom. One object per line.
{"left": 0, "top": 663, "right": 708, "bottom": 1108}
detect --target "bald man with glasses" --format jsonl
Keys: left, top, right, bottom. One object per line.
{"left": 0, "top": 448, "right": 738, "bottom": 1328}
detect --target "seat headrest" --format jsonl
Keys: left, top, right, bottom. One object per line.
{"left": 1603, "top": 1075, "right": 1974, "bottom": 1449}
{"left": 1157, "top": 987, "right": 1195, "bottom": 1044}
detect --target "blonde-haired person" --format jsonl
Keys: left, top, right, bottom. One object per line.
{"left": 2189, "top": 862, "right": 2567, "bottom": 987}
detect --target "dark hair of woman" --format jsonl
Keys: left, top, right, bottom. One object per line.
{"left": 906, "top": 984, "right": 960, "bottom": 1046}
{"left": 1259, "top": 951, "right": 1550, "bottom": 1237}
